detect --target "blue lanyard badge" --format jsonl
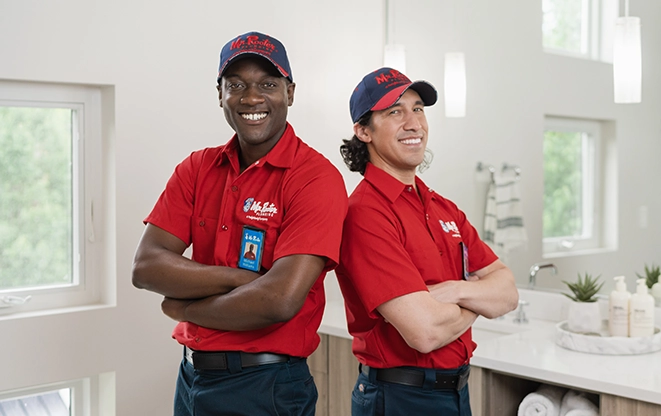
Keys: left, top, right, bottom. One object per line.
{"left": 238, "top": 226, "right": 265, "bottom": 272}
{"left": 460, "top": 242, "right": 469, "bottom": 280}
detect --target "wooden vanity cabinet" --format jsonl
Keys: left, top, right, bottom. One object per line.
{"left": 309, "top": 334, "right": 358, "bottom": 416}
{"left": 469, "top": 367, "right": 661, "bottom": 416}
{"left": 311, "top": 334, "right": 661, "bottom": 416}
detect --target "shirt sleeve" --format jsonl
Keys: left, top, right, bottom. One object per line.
{"left": 143, "top": 151, "right": 199, "bottom": 245}
{"left": 272, "top": 159, "right": 348, "bottom": 270}
{"left": 339, "top": 196, "right": 428, "bottom": 317}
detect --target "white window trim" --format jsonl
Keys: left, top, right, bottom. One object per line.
{"left": 0, "top": 378, "right": 84, "bottom": 415}
{"left": 542, "top": 0, "right": 618, "bottom": 63}
{"left": 543, "top": 117, "right": 605, "bottom": 256}
{"left": 0, "top": 372, "right": 115, "bottom": 416}
{"left": 0, "top": 80, "right": 108, "bottom": 317}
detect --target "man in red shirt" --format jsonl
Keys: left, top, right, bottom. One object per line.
{"left": 336, "top": 67, "right": 518, "bottom": 416}
{"left": 132, "top": 32, "right": 348, "bottom": 416}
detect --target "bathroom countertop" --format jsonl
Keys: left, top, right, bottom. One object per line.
{"left": 319, "top": 300, "right": 661, "bottom": 406}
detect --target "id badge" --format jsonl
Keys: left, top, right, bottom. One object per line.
{"left": 460, "top": 242, "right": 469, "bottom": 280}
{"left": 238, "top": 226, "right": 265, "bottom": 272}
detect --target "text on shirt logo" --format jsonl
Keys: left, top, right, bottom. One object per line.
{"left": 243, "top": 197, "right": 278, "bottom": 222}
{"left": 439, "top": 220, "right": 461, "bottom": 238}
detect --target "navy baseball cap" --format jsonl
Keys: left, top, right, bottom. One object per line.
{"left": 218, "top": 31, "right": 293, "bottom": 83}
{"left": 350, "top": 67, "right": 437, "bottom": 123}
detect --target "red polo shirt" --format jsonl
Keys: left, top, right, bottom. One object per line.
{"left": 336, "top": 163, "right": 497, "bottom": 369}
{"left": 145, "top": 123, "right": 348, "bottom": 357}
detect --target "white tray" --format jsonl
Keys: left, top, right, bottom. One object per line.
{"left": 555, "top": 321, "right": 661, "bottom": 355}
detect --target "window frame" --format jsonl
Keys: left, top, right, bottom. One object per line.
{"left": 0, "top": 80, "right": 106, "bottom": 316}
{"left": 0, "top": 378, "right": 87, "bottom": 415}
{"left": 542, "top": 0, "right": 618, "bottom": 62}
{"left": 543, "top": 116, "right": 605, "bottom": 256}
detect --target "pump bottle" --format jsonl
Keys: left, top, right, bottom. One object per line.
{"left": 629, "top": 278, "right": 655, "bottom": 337}
{"left": 609, "top": 276, "right": 630, "bottom": 337}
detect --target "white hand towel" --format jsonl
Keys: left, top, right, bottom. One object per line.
{"left": 559, "top": 390, "right": 599, "bottom": 416}
{"left": 565, "top": 411, "right": 599, "bottom": 416}
{"left": 517, "top": 384, "right": 567, "bottom": 416}
{"left": 493, "top": 174, "right": 528, "bottom": 255}
{"left": 483, "top": 179, "right": 497, "bottom": 248}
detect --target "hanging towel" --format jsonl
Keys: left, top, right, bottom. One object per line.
{"left": 484, "top": 174, "right": 528, "bottom": 256}
{"left": 559, "top": 390, "right": 599, "bottom": 416}
{"left": 517, "top": 384, "right": 567, "bottom": 416}
{"left": 483, "top": 178, "right": 498, "bottom": 248}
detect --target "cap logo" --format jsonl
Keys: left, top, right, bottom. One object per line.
{"left": 374, "top": 69, "right": 409, "bottom": 87}
{"left": 230, "top": 35, "right": 276, "bottom": 56}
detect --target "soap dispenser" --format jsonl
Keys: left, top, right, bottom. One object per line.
{"left": 609, "top": 276, "right": 630, "bottom": 337}
{"left": 629, "top": 278, "right": 655, "bottom": 337}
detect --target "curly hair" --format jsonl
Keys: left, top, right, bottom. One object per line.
{"left": 340, "top": 112, "right": 372, "bottom": 175}
{"left": 340, "top": 111, "right": 434, "bottom": 175}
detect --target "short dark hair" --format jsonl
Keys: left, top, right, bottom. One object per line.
{"left": 340, "top": 112, "right": 372, "bottom": 175}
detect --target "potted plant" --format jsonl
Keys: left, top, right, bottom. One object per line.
{"left": 637, "top": 263, "right": 661, "bottom": 306}
{"left": 562, "top": 272, "right": 604, "bottom": 334}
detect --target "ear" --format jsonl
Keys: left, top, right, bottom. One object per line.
{"left": 286, "top": 82, "right": 296, "bottom": 106}
{"left": 216, "top": 84, "right": 223, "bottom": 108}
{"left": 353, "top": 122, "right": 371, "bottom": 143}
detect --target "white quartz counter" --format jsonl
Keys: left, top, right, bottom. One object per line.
{"left": 318, "top": 299, "right": 661, "bottom": 406}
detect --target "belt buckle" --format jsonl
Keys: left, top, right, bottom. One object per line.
{"left": 185, "top": 346, "right": 194, "bottom": 365}
{"left": 186, "top": 347, "right": 228, "bottom": 370}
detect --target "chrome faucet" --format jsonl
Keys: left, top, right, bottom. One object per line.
{"left": 528, "top": 262, "right": 558, "bottom": 289}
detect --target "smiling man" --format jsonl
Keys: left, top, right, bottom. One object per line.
{"left": 132, "top": 32, "right": 348, "bottom": 416}
{"left": 336, "top": 67, "right": 518, "bottom": 416}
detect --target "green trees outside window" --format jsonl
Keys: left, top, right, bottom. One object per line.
{"left": 0, "top": 107, "right": 74, "bottom": 290}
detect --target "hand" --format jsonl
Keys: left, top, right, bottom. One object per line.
{"left": 466, "top": 273, "right": 480, "bottom": 282}
{"left": 426, "top": 280, "right": 461, "bottom": 304}
{"left": 161, "top": 297, "right": 194, "bottom": 322}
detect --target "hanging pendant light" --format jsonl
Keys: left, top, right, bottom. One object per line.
{"left": 444, "top": 52, "right": 466, "bottom": 117}
{"left": 383, "top": 0, "right": 406, "bottom": 72}
{"left": 384, "top": 44, "right": 407, "bottom": 73}
{"left": 613, "top": 0, "right": 641, "bottom": 104}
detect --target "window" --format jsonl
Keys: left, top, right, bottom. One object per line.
{"left": 0, "top": 81, "right": 109, "bottom": 315}
{"left": 542, "top": 0, "right": 618, "bottom": 61}
{"left": 0, "top": 388, "right": 71, "bottom": 415}
{"left": 0, "top": 377, "right": 100, "bottom": 416}
{"left": 543, "top": 117, "right": 616, "bottom": 256}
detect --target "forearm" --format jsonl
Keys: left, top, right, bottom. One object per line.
{"left": 458, "top": 272, "right": 518, "bottom": 318}
{"left": 426, "top": 306, "right": 477, "bottom": 350}
{"left": 163, "top": 254, "right": 326, "bottom": 331}
{"left": 427, "top": 260, "right": 519, "bottom": 319}
{"left": 181, "top": 284, "right": 292, "bottom": 331}
{"left": 133, "top": 248, "right": 259, "bottom": 299}
{"left": 380, "top": 293, "right": 478, "bottom": 354}
{"left": 132, "top": 224, "right": 260, "bottom": 299}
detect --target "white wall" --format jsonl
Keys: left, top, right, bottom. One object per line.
{"left": 0, "top": 1, "right": 659, "bottom": 414}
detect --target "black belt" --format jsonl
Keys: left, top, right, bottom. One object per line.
{"left": 361, "top": 364, "right": 470, "bottom": 391}
{"left": 185, "top": 346, "right": 292, "bottom": 370}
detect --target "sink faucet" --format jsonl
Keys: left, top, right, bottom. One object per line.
{"left": 513, "top": 299, "right": 529, "bottom": 324}
{"left": 528, "top": 262, "right": 558, "bottom": 289}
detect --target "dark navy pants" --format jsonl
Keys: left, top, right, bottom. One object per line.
{"left": 174, "top": 354, "right": 317, "bottom": 416}
{"left": 351, "top": 365, "right": 472, "bottom": 416}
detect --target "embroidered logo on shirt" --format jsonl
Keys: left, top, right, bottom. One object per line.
{"left": 243, "top": 198, "right": 255, "bottom": 212}
{"left": 440, "top": 220, "right": 461, "bottom": 238}
{"left": 243, "top": 198, "right": 278, "bottom": 221}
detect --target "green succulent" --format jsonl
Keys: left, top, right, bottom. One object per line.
{"left": 562, "top": 272, "right": 604, "bottom": 303}
{"left": 636, "top": 263, "right": 660, "bottom": 289}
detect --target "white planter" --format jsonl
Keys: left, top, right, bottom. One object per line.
{"left": 567, "top": 301, "right": 602, "bottom": 334}
{"left": 652, "top": 282, "right": 661, "bottom": 307}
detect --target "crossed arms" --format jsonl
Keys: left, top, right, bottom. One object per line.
{"left": 377, "top": 259, "right": 519, "bottom": 354}
{"left": 131, "top": 224, "right": 326, "bottom": 331}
